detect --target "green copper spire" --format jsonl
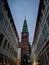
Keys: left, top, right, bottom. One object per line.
{"left": 22, "top": 18, "right": 28, "bottom": 32}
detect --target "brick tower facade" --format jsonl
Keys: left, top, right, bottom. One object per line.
{"left": 21, "top": 18, "right": 30, "bottom": 65}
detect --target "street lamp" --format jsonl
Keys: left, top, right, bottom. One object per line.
{"left": 33, "top": 61, "right": 39, "bottom": 65}
{"left": 33, "top": 62, "right": 36, "bottom": 65}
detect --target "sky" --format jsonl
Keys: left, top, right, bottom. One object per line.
{"left": 7, "top": 0, "right": 40, "bottom": 45}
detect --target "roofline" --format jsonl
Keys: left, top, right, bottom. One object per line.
{"left": 32, "top": 0, "right": 44, "bottom": 45}
{"left": 4, "top": 0, "right": 19, "bottom": 40}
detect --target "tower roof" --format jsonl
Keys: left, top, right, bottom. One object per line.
{"left": 22, "top": 18, "right": 28, "bottom": 33}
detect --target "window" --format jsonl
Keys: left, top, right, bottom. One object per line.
{"left": 0, "top": 11, "right": 4, "bottom": 24}
{"left": 7, "top": 42, "right": 10, "bottom": 51}
{"left": 40, "top": 12, "right": 43, "bottom": 22}
{"left": 3, "top": 39, "right": 7, "bottom": 49}
{"left": 43, "top": 4, "right": 45, "bottom": 11}
{"left": 23, "top": 36, "right": 24, "bottom": 39}
{"left": 39, "top": 54, "right": 45, "bottom": 65}
{"left": 25, "top": 36, "right": 27, "bottom": 39}
{"left": 10, "top": 46, "right": 12, "bottom": 54}
{"left": 0, "top": 0, "right": 3, "bottom": 4}
{"left": 47, "top": 15, "right": 49, "bottom": 26}
{"left": 14, "top": 52, "right": 17, "bottom": 58}
{"left": 27, "top": 52, "right": 29, "bottom": 56}
{"left": 45, "top": 0, "right": 49, "bottom": 4}
{"left": 42, "top": 24, "right": 48, "bottom": 41}
{"left": 4, "top": 20, "right": 8, "bottom": 30}
{"left": 23, "top": 47, "right": 26, "bottom": 51}
{"left": 46, "top": 44, "right": 49, "bottom": 60}
{"left": 0, "top": 57, "right": 3, "bottom": 63}
{"left": 3, "top": 20, "right": 11, "bottom": 36}
{"left": 40, "top": 36, "right": 43, "bottom": 45}
{"left": 41, "top": 12, "right": 43, "bottom": 17}
{"left": 7, "top": 26, "right": 11, "bottom": 35}
{"left": 0, "top": 33, "right": 4, "bottom": 46}
{"left": 44, "top": 51, "right": 48, "bottom": 64}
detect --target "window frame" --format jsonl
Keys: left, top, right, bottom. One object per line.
{"left": 0, "top": 11, "right": 4, "bottom": 24}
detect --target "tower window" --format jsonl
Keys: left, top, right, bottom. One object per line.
{"left": 23, "top": 36, "right": 24, "bottom": 39}
{"left": 25, "top": 36, "right": 27, "bottom": 39}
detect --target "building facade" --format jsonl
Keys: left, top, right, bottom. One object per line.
{"left": 21, "top": 19, "right": 30, "bottom": 65}
{"left": 31, "top": 0, "right": 49, "bottom": 65}
{"left": 17, "top": 42, "right": 21, "bottom": 65}
{"left": 0, "top": 0, "right": 19, "bottom": 65}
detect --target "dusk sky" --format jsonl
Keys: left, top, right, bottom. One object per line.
{"left": 7, "top": 0, "right": 40, "bottom": 45}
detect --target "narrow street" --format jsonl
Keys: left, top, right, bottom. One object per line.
{"left": 0, "top": 0, "right": 49, "bottom": 65}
